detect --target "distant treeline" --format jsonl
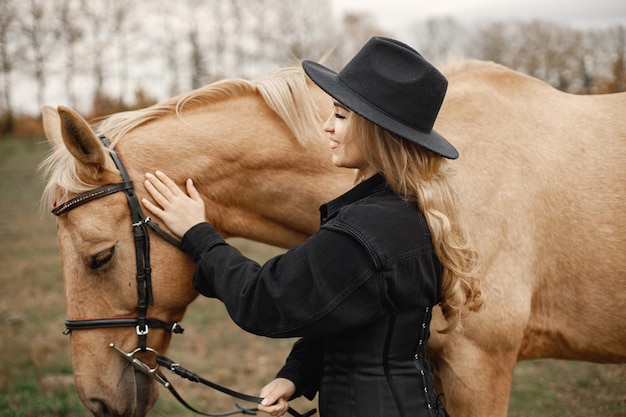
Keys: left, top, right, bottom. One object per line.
{"left": 0, "top": 0, "right": 623, "bottom": 136}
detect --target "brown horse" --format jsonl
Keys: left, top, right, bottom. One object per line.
{"left": 40, "top": 62, "right": 626, "bottom": 417}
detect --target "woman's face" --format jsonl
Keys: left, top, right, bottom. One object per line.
{"left": 324, "top": 102, "right": 376, "bottom": 177}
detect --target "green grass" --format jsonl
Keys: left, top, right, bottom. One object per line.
{"left": 1, "top": 136, "right": 624, "bottom": 417}
{"left": 508, "top": 360, "right": 625, "bottom": 417}
{"left": 0, "top": 137, "right": 88, "bottom": 416}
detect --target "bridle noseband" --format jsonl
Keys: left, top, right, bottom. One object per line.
{"left": 53, "top": 135, "right": 316, "bottom": 417}
{"left": 55, "top": 135, "right": 184, "bottom": 350}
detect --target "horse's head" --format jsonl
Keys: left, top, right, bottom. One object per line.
{"left": 41, "top": 105, "right": 197, "bottom": 417}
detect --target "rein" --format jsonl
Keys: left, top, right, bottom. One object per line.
{"left": 54, "top": 135, "right": 316, "bottom": 417}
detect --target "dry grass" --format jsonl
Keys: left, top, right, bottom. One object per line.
{"left": 1, "top": 137, "right": 624, "bottom": 417}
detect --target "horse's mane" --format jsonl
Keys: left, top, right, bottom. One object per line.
{"left": 97, "top": 65, "right": 320, "bottom": 147}
{"left": 95, "top": 79, "right": 257, "bottom": 146}
{"left": 40, "top": 65, "right": 322, "bottom": 210}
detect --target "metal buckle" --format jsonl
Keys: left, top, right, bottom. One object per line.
{"left": 109, "top": 343, "right": 170, "bottom": 388}
{"left": 132, "top": 216, "right": 150, "bottom": 227}
{"left": 136, "top": 324, "right": 149, "bottom": 336}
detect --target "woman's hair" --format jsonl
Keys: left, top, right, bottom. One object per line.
{"left": 349, "top": 114, "right": 483, "bottom": 332}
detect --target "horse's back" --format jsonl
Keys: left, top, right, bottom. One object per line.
{"left": 437, "top": 60, "right": 626, "bottom": 361}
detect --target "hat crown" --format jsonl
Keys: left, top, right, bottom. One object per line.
{"left": 337, "top": 37, "right": 447, "bottom": 132}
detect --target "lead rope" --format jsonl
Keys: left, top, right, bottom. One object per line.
{"left": 156, "top": 354, "right": 316, "bottom": 417}
{"left": 109, "top": 343, "right": 316, "bottom": 417}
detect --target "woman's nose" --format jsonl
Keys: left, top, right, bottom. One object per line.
{"left": 323, "top": 114, "right": 334, "bottom": 132}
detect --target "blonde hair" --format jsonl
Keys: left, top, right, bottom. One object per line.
{"left": 350, "top": 115, "right": 483, "bottom": 332}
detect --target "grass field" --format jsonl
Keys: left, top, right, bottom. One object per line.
{"left": 1, "top": 136, "right": 624, "bottom": 416}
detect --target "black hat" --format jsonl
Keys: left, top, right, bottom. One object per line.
{"left": 302, "top": 36, "right": 458, "bottom": 159}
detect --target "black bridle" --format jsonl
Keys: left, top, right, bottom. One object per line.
{"left": 54, "top": 135, "right": 316, "bottom": 417}
{"left": 56, "top": 136, "right": 184, "bottom": 349}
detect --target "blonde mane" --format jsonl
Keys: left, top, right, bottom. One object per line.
{"left": 40, "top": 65, "right": 322, "bottom": 211}
{"left": 95, "top": 65, "right": 320, "bottom": 147}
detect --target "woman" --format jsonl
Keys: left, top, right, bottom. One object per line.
{"left": 142, "top": 36, "right": 482, "bottom": 417}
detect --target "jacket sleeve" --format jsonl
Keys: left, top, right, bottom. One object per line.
{"left": 275, "top": 337, "right": 323, "bottom": 401}
{"left": 180, "top": 222, "right": 389, "bottom": 338}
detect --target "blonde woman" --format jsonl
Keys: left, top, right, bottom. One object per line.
{"left": 143, "top": 36, "right": 482, "bottom": 417}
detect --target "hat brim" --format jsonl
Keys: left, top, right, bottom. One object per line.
{"left": 303, "top": 60, "right": 459, "bottom": 160}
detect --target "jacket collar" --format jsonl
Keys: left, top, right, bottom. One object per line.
{"left": 320, "top": 173, "right": 387, "bottom": 224}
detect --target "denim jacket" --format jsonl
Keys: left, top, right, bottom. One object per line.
{"left": 181, "top": 173, "right": 447, "bottom": 417}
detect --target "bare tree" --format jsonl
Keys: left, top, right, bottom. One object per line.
{"left": 245, "top": 0, "right": 273, "bottom": 75}
{"left": 110, "top": 0, "right": 135, "bottom": 103}
{"left": 333, "top": 12, "right": 387, "bottom": 68}
{"left": 253, "top": 0, "right": 326, "bottom": 73}
{"left": 80, "top": 0, "right": 109, "bottom": 100}
{"left": 463, "top": 20, "right": 601, "bottom": 93}
{"left": 611, "top": 25, "right": 625, "bottom": 92}
{"left": 55, "top": 0, "right": 83, "bottom": 109}
{"left": 189, "top": 27, "right": 205, "bottom": 89}
{"left": 473, "top": 22, "right": 514, "bottom": 64}
{"left": 280, "top": 0, "right": 335, "bottom": 63}
{"left": 181, "top": 0, "right": 210, "bottom": 88}
{"left": 0, "top": 0, "right": 22, "bottom": 133}
{"left": 509, "top": 21, "right": 579, "bottom": 91}
{"left": 156, "top": 1, "right": 183, "bottom": 96}
{"left": 188, "top": 0, "right": 335, "bottom": 80}
{"left": 409, "top": 17, "right": 470, "bottom": 64}
{"left": 230, "top": 0, "right": 246, "bottom": 76}
{"left": 19, "top": 0, "right": 59, "bottom": 112}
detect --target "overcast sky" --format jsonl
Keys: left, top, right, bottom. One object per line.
{"left": 332, "top": 0, "right": 626, "bottom": 34}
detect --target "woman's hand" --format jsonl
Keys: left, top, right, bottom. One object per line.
{"left": 258, "top": 378, "right": 296, "bottom": 416}
{"left": 141, "top": 170, "right": 206, "bottom": 239}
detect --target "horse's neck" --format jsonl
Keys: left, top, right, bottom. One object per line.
{"left": 122, "top": 101, "right": 353, "bottom": 249}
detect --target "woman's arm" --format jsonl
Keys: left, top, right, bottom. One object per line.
{"left": 275, "top": 337, "right": 323, "bottom": 400}
{"left": 258, "top": 337, "right": 323, "bottom": 416}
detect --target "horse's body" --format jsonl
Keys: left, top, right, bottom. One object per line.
{"left": 40, "top": 61, "right": 626, "bottom": 417}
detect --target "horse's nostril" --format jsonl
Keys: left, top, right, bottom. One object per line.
{"left": 88, "top": 398, "right": 108, "bottom": 416}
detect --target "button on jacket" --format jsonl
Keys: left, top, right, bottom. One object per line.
{"left": 181, "top": 173, "right": 448, "bottom": 417}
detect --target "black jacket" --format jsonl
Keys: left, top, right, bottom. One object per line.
{"left": 181, "top": 173, "right": 448, "bottom": 417}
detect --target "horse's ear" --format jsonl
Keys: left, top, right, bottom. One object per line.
{"left": 57, "top": 106, "right": 109, "bottom": 177}
{"left": 41, "top": 105, "right": 63, "bottom": 149}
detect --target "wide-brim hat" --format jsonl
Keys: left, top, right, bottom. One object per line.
{"left": 303, "top": 36, "right": 458, "bottom": 159}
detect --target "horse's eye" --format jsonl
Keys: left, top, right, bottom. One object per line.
{"left": 91, "top": 247, "right": 115, "bottom": 270}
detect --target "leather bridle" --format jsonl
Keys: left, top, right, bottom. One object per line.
{"left": 54, "top": 135, "right": 316, "bottom": 417}
{"left": 55, "top": 136, "right": 184, "bottom": 349}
